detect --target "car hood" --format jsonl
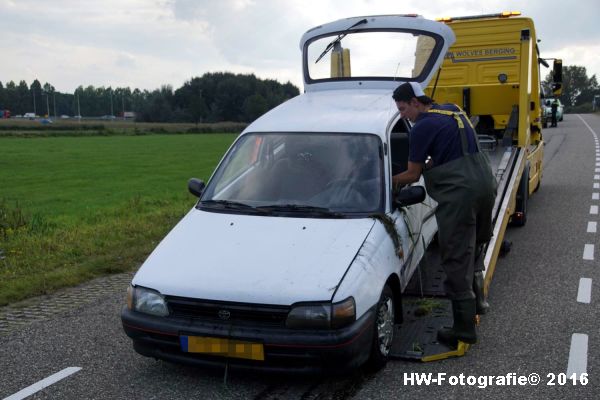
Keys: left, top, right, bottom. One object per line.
{"left": 132, "top": 209, "right": 376, "bottom": 305}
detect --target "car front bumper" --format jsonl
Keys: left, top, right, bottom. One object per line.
{"left": 121, "top": 306, "right": 375, "bottom": 373}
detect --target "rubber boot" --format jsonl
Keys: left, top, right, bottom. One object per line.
{"left": 473, "top": 271, "right": 490, "bottom": 315}
{"left": 437, "top": 299, "right": 477, "bottom": 348}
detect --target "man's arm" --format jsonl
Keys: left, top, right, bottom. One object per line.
{"left": 392, "top": 161, "right": 423, "bottom": 188}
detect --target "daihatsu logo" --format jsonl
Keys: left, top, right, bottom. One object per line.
{"left": 218, "top": 310, "right": 231, "bottom": 320}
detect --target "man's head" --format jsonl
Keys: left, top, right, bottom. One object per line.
{"left": 392, "top": 82, "right": 432, "bottom": 122}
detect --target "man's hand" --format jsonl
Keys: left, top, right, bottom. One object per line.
{"left": 392, "top": 161, "right": 424, "bottom": 187}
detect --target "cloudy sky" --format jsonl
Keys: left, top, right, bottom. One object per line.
{"left": 1, "top": 0, "right": 598, "bottom": 93}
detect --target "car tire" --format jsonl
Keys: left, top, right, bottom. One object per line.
{"left": 366, "top": 284, "right": 395, "bottom": 371}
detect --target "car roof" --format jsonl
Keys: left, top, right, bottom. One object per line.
{"left": 242, "top": 89, "right": 399, "bottom": 140}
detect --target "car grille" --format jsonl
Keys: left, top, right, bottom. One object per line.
{"left": 165, "top": 296, "right": 291, "bottom": 327}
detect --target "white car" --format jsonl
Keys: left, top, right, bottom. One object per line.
{"left": 542, "top": 98, "right": 564, "bottom": 127}
{"left": 122, "top": 15, "right": 454, "bottom": 372}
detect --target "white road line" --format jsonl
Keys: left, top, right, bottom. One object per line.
{"left": 595, "top": 175, "right": 600, "bottom": 180}
{"left": 587, "top": 221, "right": 597, "bottom": 233}
{"left": 577, "top": 278, "right": 592, "bottom": 303}
{"left": 567, "top": 334, "right": 588, "bottom": 378}
{"left": 594, "top": 183, "right": 600, "bottom": 189}
{"left": 595, "top": 168, "right": 600, "bottom": 173}
{"left": 590, "top": 205, "right": 598, "bottom": 215}
{"left": 3, "top": 367, "right": 81, "bottom": 400}
{"left": 583, "top": 244, "right": 595, "bottom": 260}
{"left": 593, "top": 193, "right": 600, "bottom": 200}
{"left": 579, "top": 114, "right": 598, "bottom": 136}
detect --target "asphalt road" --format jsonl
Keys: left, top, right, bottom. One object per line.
{"left": 1, "top": 114, "right": 599, "bottom": 399}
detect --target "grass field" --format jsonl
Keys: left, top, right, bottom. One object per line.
{"left": 0, "top": 133, "right": 237, "bottom": 305}
{"left": 0, "top": 118, "right": 247, "bottom": 137}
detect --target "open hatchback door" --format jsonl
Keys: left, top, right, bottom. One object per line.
{"left": 300, "top": 15, "right": 456, "bottom": 92}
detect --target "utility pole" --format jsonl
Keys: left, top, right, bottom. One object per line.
{"left": 110, "top": 88, "right": 114, "bottom": 119}
{"left": 43, "top": 91, "right": 49, "bottom": 118}
{"left": 76, "top": 90, "right": 81, "bottom": 123}
{"left": 53, "top": 92, "right": 56, "bottom": 118}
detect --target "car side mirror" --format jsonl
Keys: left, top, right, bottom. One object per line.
{"left": 394, "top": 186, "right": 426, "bottom": 208}
{"left": 188, "top": 178, "right": 206, "bottom": 197}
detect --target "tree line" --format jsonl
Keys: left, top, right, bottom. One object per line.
{"left": 544, "top": 65, "right": 599, "bottom": 112}
{"left": 0, "top": 72, "right": 300, "bottom": 123}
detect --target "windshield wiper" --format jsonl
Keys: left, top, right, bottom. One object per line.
{"left": 257, "top": 204, "right": 344, "bottom": 217}
{"left": 315, "top": 18, "right": 368, "bottom": 64}
{"left": 199, "top": 200, "right": 265, "bottom": 213}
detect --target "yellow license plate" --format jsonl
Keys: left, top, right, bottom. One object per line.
{"left": 180, "top": 336, "right": 265, "bottom": 361}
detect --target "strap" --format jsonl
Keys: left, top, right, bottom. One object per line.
{"left": 427, "top": 107, "right": 480, "bottom": 155}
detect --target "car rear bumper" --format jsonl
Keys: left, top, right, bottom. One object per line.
{"left": 121, "top": 306, "right": 375, "bottom": 373}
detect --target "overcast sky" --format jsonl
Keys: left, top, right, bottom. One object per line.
{"left": 1, "top": 0, "right": 598, "bottom": 93}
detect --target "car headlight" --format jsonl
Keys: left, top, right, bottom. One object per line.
{"left": 127, "top": 285, "right": 169, "bottom": 317}
{"left": 286, "top": 297, "right": 355, "bottom": 329}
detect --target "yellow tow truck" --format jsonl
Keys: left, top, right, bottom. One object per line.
{"left": 390, "top": 12, "right": 563, "bottom": 361}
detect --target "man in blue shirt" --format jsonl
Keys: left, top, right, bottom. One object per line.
{"left": 392, "top": 82, "right": 496, "bottom": 349}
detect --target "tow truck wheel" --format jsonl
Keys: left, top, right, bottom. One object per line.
{"left": 367, "top": 284, "right": 394, "bottom": 371}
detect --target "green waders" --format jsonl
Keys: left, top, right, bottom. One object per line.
{"left": 423, "top": 108, "right": 497, "bottom": 346}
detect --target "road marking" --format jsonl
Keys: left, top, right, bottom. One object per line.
{"left": 593, "top": 193, "right": 600, "bottom": 200}
{"left": 583, "top": 244, "right": 595, "bottom": 260}
{"left": 3, "top": 367, "right": 81, "bottom": 400}
{"left": 595, "top": 183, "right": 600, "bottom": 189}
{"left": 588, "top": 221, "right": 597, "bottom": 233}
{"left": 595, "top": 175, "right": 600, "bottom": 180}
{"left": 579, "top": 114, "right": 598, "bottom": 135}
{"left": 590, "top": 205, "right": 599, "bottom": 215}
{"left": 577, "top": 278, "right": 592, "bottom": 303}
{"left": 567, "top": 334, "right": 588, "bottom": 378}
{"left": 595, "top": 168, "right": 600, "bottom": 173}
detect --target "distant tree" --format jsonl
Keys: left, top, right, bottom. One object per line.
{"left": 19, "top": 80, "right": 32, "bottom": 114}
{"left": 4, "top": 81, "right": 16, "bottom": 113}
{"left": 30, "top": 79, "right": 42, "bottom": 115}
{"left": 545, "top": 65, "right": 600, "bottom": 108}
{"left": 0, "top": 81, "right": 5, "bottom": 109}
{"left": 243, "top": 93, "right": 269, "bottom": 121}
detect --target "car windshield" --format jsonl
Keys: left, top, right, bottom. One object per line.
{"left": 201, "top": 132, "right": 384, "bottom": 215}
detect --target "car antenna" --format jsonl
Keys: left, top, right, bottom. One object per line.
{"left": 430, "top": 67, "right": 442, "bottom": 100}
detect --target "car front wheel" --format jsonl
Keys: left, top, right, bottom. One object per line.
{"left": 366, "top": 284, "right": 395, "bottom": 370}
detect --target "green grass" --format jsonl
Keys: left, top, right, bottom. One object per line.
{"left": 0, "top": 118, "right": 247, "bottom": 137}
{"left": 0, "top": 133, "right": 237, "bottom": 305}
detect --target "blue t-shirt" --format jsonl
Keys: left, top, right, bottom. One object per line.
{"left": 408, "top": 104, "right": 478, "bottom": 167}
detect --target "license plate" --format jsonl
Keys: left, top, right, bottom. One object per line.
{"left": 180, "top": 335, "right": 265, "bottom": 361}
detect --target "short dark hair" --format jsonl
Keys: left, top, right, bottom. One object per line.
{"left": 392, "top": 82, "right": 433, "bottom": 105}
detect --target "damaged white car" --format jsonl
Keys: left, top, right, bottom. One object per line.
{"left": 122, "top": 15, "right": 454, "bottom": 372}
